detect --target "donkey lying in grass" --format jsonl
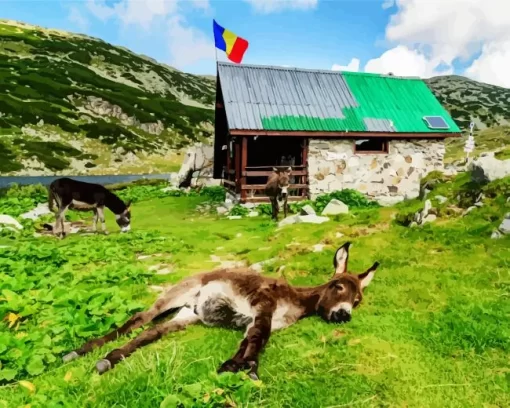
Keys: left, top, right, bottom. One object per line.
{"left": 265, "top": 166, "right": 292, "bottom": 221}
{"left": 48, "top": 177, "right": 132, "bottom": 238}
{"left": 62, "top": 242, "right": 379, "bottom": 380}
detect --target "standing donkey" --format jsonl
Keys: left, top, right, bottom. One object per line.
{"left": 265, "top": 166, "right": 292, "bottom": 221}
{"left": 48, "top": 177, "right": 132, "bottom": 238}
{"left": 62, "top": 242, "right": 379, "bottom": 381}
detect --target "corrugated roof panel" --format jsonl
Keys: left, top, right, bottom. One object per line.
{"left": 217, "top": 62, "right": 461, "bottom": 133}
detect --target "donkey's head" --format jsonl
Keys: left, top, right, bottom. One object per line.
{"left": 272, "top": 166, "right": 292, "bottom": 198}
{"left": 116, "top": 201, "right": 132, "bottom": 232}
{"left": 317, "top": 242, "right": 379, "bottom": 324}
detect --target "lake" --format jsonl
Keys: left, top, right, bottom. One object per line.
{"left": 0, "top": 174, "right": 172, "bottom": 189}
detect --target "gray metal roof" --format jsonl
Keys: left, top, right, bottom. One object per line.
{"left": 216, "top": 61, "right": 395, "bottom": 132}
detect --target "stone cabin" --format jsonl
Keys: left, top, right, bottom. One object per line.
{"left": 213, "top": 62, "right": 461, "bottom": 205}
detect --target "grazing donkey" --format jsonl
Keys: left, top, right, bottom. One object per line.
{"left": 48, "top": 177, "right": 132, "bottom": 238}
{"left": 62, "top": 242, "right": 379, "bottom": 381}
{"left": 265, "top": 166, "right": 292, "bottom": 221}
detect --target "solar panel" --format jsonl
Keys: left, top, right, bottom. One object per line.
{"left": 423, "top": 116, "right": 450, "bottom": 129}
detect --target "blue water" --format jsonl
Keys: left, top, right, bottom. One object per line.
{"left": 0, "top": 174, "right": 172, "bottom": 189}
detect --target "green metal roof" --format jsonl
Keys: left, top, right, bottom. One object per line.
{"left": 217, "top": 62, "right": 461, "bottom": 134}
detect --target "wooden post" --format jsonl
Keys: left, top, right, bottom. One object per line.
{"left": 235, "top": 139, "right": 241, "bottom": 194}
{"left": 301, "top": 138, "right": 309, "bottom": 198}
{"left": 240, "top": 137, "right": 248, "bottom": 202}
{"left": 226, "top": 135, "right": 231, "bottom": 181}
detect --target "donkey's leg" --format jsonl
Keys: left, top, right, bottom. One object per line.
{"left": 218, "top": 312, "right": 273, "bottom": 381}
{"left": 62, "top": 277, "right": 201, "bottom": 363}
{"left": 283, "top": 198, "right": 288, "bottom": 219}
{"left": 92, "top": 208, "right": 99, "bottom": 233}
{"left": 96, "top": 307, "right": 200, "bottom": 374}
{"left": 96, "top": 206, "right": 108, "bottom": 235}
{"left": 55, "top": 203, "right": 70, "bottom": 239}
{"left": 270, "top": 197, "right": 278, "bottom": 221}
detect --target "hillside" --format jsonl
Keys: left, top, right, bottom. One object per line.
{"left": 0, "top": 20, "right": 215, "bottom": 176}
{"left": 1, "top": 19, "right": 509, "bottom": 177}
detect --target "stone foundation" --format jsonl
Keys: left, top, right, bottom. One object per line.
{"left": 308, "top": 139, "right": 445, "bottom": 205}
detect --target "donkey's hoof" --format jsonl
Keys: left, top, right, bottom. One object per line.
{"left": 62, "top": 351, "right": 79, "bottom": 363}
{"left": 96, "top": 359, "right": 112, "bottom": 375}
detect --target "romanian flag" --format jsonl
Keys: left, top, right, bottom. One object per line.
{"left": 213, "top": 19, "right": 249, "bottom": 64}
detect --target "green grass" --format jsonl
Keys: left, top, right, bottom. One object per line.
{"left": 0, "top": 181, "right": 509, "bottom": 407}
{"left": 444, "top": 126, "right": 510, "bottom": 164}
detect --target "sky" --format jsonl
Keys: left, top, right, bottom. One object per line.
{"left": 2, "top": 0, "right": 510, "bottom": 87}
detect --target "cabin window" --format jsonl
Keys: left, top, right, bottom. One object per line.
{"left": 354, "top": 138, "right": 388, "bottom": 154}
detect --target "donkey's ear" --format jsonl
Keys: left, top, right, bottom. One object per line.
{"left": 286, "top": 166, "right": 292, "bottom": 172}
{"left": 333, "top": 242, "right": 351, "bottom": 276}
{"left": 273, "top": 167, "right": 279, "bottom": 173}
{"left": 358, "top": 261, "right": 379, "bottom": 289}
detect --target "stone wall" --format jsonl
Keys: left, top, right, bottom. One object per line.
{"left": 308, "top": 139, "right": 446, "bottom": 205}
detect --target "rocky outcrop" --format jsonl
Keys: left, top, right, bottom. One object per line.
{"left": 278, "top": 214, "right": 330, "bottom": 227}
{"left": 175, "top": 143, "right": 219, "bottom": 188}
{"left": 83, "top": 96, "right": 165, "bottom": 135}
{"left": 308, "top": 139, "right": 445, "bottom": 205}
{"left": 411, "top": 199, "right": 438, "bottom": 227}
{"left": 470, "top": 153, "right": 510, "bottom": 183}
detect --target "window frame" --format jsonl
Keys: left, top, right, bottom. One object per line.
{"left": 353, "top": 138, "right": 389, "bottom": 154}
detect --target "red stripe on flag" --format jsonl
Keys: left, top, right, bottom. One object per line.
{"left": 228, "top": 36, "right": 249, "bottom": 64}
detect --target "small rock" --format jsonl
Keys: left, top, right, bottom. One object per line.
{"left": 423, "top": 214, "right": 437, "bottom": 224}
{"left": 20, "top": 203, "right": 52, "bottom": 220}
{"left": 228, "top": 216, "right": 242, "bottom": 220}
{"left": 499, "top": 213, "right": 510, "bottom": 235}
{"left": 475, "top": 202, "right": 484, "bottom": 208}
{"left": 250, "top": 258, "right": 278, "bottom": 273}
{"left": 297, "top": 214, "right": 330, "bottom": 224}
{"left": 156, "top": 268, "right": 173, "bottom": 275}
{"left": 137, "top": 254, "right": 152, "bottom": 260}
{"left": 462, "top": 206, "right": 477, "bottom": 217}
{"left": 149, "top": 285, "right": 165, "bottom": 292}
{"left": 278, "top": 215, "right": 300, "bottom": 227}
{"left": 224, "top": 201, "right": 235, "bottom": 211}
{"left": 335, "top": 232, "right": 344, "bottom": 238}
{"left": 236, "top": 233, "right": 243, "bottom": 238}
{"left": 322, "top": 199, "right": 349, "bottom": 216}
{"left": 0, "top": 215, "right": 23, "bottom": 230}
{"left": 216, "top": 206, "right": 228, "bottom": 215}
{"left": 410, "top": 222, "right": 418, "bottom": 228}
{"left": 300, "top": 205, "right": 316, "bottom": 216}
{"left": 435, "top": 195, "right": 448, "bottom": 205}
{"left": 242, "top": 203, "right": 255, "bottom": 209}
{"left": 247, "top": 211, "right": 259, "bottom": 217}
{"left": 491, "top": 230, "right": 503, "bottom": 239}
{"left": 312, "top": 244, "right": 325, "bottom": 252}
{"left": 423, "top": 199, "right": 432, "bottom": 214}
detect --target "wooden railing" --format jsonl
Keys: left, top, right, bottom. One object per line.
{"left": 222, "top": 165, "right": 309, "bottom": 203}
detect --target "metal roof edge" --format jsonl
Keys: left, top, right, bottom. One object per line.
{"left": 216, "top": 61, "right": 424, "bottom": 81}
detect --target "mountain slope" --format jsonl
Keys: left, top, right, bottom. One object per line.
{"left": 0, "top": 20, "right": 215, "bottom": 176}
{"left": 425, "top": 75, "right": 510, "bottom": 130}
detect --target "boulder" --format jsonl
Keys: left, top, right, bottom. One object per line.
{"left": 300, "top": 205, "right": 316, "bottom": 216}
{"left": 321, "top": 199, "right": 349, "bottom": 215}
{"left": 247, "top": 211, "right": 259, "bottom": 218}
{"left": 175, "top": 143, "right": 218, "bottom": 188}
{"left": 216, "top": 206, "right": 228, "bottom": 215}
{"left": 470, "top": 155, "right": 510, "bottom": 183}
{"left": 499, "top": 213, "right": 510, "bottom": 235}
{"left": 0, "top": 215, "right": 23, "bottom": 230}
{"left": 278, "top": 214, "right": 330, "bottom": 228}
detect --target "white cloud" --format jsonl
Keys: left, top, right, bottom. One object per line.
{"left": 382, "top": 0, "right": 510, "bottom": 86}
{"left": 381, "top": 0, "right": 395, "bottom": 10}
{"left": 243, "top": 0, "right": 318, "bottom": 14}
{"left": 166, "top": 14, "right": 215, "bottom": 68}
{"left": 68, "top": 7, "right": 89, "bottom": 32}
{"left": 364, "top": 45, "right": 453, "bottom": 78}
{"left": 465, "top": 41, "right": 510, "bottom": 88}
{"left": 331, "top": 58, "right": 360, "bottom": 72}
{"left": 86, "top": 0, "right": 117, "bottom": 21}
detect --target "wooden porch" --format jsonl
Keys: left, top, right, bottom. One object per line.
{"left": 221, "top": 136, "right": 310, "bottom": 204}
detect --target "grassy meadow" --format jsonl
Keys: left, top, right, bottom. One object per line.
{"left": 0, "top": 178, "right": 509, "bottom": 408}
